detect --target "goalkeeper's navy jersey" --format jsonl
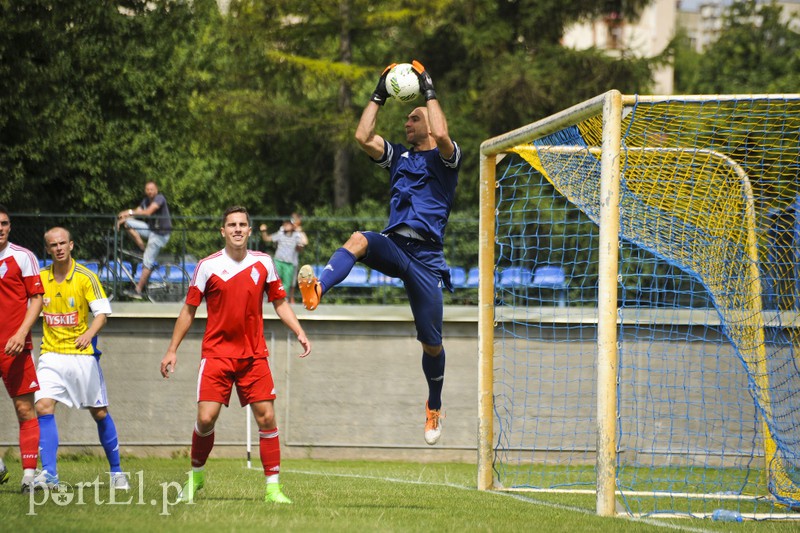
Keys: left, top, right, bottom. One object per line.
{"left": 376, "top": 140, "right": 461, "bottom": 247}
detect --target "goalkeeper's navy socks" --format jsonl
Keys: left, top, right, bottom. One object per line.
{"left": 96, "top": 413, "right": 122, "bottom": 473}
{"left": 319, "top": 248, "right": 358, "bottom": 293}
{"left": 422, "top": 348, "right": 445, "bottom": 411}
{"left": 38, "top": 414, "right": 59, "bottom": 476}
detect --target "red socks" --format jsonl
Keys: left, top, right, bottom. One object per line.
{"left": 191, "top": 425, "right": 215, "bottom": 468}
{"left": 259, "top": 428, "right": 280, "bottom": 476}
{"left": 19, "top": 417, "right": 39, "bottom": 470}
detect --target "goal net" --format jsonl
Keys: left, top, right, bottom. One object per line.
{"left": 477, "top": 91, "right": 800, "bottom": 519}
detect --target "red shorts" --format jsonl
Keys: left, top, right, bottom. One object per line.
{"left": 197, "top": 357, "right": 276, "bottom": 407}
{"left": 0, "top": 350, "right": 40, "bottom": 398}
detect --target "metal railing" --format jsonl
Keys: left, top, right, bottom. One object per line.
{"left": 10, "top": 213, "right": 480, "bottom": 305}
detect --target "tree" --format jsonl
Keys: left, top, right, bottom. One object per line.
{"left": 0, "top": 0, "right": 213, "bottom": 214}
{"left": 676, "top": 0, "right": 800, "bottom": 93}
{"left": 0, "top": 0, "right": 661, "bottom": 219}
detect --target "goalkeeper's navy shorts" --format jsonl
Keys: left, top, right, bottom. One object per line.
{"left": 360, "top": 231, "right": 453, "bottom": 346}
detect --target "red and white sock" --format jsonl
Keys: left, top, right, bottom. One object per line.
{"left": 259, "top": 428, "right": 280, "bottom": 479}
{"left": 191, "top": 423, "right": 215, "bottom": 468}
{"left": 19, "top": 417, "right": 39, "bottom": 470}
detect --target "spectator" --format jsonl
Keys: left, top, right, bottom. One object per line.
{"left": 259, "top": 216, "right": 306, "bottom": 304}
{"left": 34, "top": 227, "right": 129, "bottom": 490}
{"left": 0, "top": 204, "right": 44, "bottom": 492}
{"left": 117, "top": 181, "right": 172, "bottom": 299}
{"left": 290, "top": 212, "right": 309, "bottom": 248}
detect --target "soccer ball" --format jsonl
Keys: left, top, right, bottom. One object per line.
{"left": 385, "top": 63, "right": 420, "bottom": 102}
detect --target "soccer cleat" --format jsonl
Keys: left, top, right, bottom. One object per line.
{"left": 297, "top": 264, "right": 321, "bottom": 311}
{"left": 0, "top": 459, "right": 8, "bottom": 485}
{"left": 424, "top": 402, "right": 444, "bottom": 445}
{"left": 111, "top": 472, "right": 130, "bottom": 490}
{"left": 179, "top": 470, "right": 205, "bottom": 503}
{"left": 20, "top": 471, "right": 48, "bottom": 493}
{"left": 33, "top": 469, "right": 59, "bottom": 490}
{"left": 265, "top": 483, "right": 292, "bottom": 504}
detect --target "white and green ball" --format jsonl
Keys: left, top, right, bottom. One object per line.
{"left": 385, "top": 63, "right": 420, "bottom": 102}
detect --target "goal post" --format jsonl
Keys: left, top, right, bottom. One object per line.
{"left": 478, "top": 90, "right": 800, "bottom": 519}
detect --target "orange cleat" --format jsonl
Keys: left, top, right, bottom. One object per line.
{"left": 424, "top": 402, "right": 444, "bottom": 445}
{"left": 297, "top": 264, "right": 322, "bottom": 311}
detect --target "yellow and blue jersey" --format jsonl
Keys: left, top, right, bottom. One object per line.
{"left": 40, "top": 259, "right": 112, "bottom": 355}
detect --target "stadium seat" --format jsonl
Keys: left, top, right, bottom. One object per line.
{"left": 497, "top": 266, "right": 533, "bottom": 288}
{"left": 530, "top": 266, "right": 568, "bottom": 307}
{"left": 339, "top": 265, "right": 370, "bottom": 287}
{"left": 368, "top": 269, "right": 402, "bottom": 287}
{"left": 466, "top": 267, "right": 480, "bottom": 288}
{"left": 82, "top": 261, "right": 100, "bottom": 273}
{"left": 182, "top": 263, "right": 197, "bottom": 279}
{"left": 165, "top": 265, "right": 188, "bottom": 283}
{"left": 97, "top": 261, "right": 131, "bottom": 283}
{"left": 530, "top": 266, "right": 566, "bottom": 288}
{"left": 97, "top": 266, "right": 112, "bottom": 283}
{"left": 449, "top": 266, "right": 466, "bottom": 288}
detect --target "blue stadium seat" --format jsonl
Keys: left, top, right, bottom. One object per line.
{"left": 339, "top": 265, "right": 370, "bottom": 287}
{"left": 82, "top": 261, "right": 100, "bottom": 273}
{"left": 530, "top": 266, "right": 566, "bottom": 288}
{"left": 97, "top": 267, "right": 112, "bottom": 282}
{"left": 165, "top": 265, "right": 188, "bottom": 283}
{"left": 449, "top": 266, "right": 466, "bottom": 288}
{"left": 497, "top": 266, "right": 532, "bottom": 288}
{"left": 146, "top": 265, "right": 165, "bottom": 281}
{"left": 530, "top": 266, "right": 568, "bottom": 307}
{"left": 368, "top": 269, "right": 402, "bottom": 287}
{"left": 466, "top": 267, "right": 480, "bottom": 288}
{"left": 183, "top": 263, "right": 197, "bottom": 279}
{"left": 98, "top": 261, "right": 131, "bottom": 282}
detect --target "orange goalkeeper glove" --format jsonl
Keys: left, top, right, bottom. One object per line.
{"left": 370, "top": 63, "right": 397, "bottom": 106}
{"left": 411, "top": 60, "right": 437, "bottom": 102}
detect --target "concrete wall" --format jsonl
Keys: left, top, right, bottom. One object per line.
{"left": 0, "top": 303, "right": 480, "bottom": 463}
{"left": 2, "top": 304, "right": 764, "bottom": 467}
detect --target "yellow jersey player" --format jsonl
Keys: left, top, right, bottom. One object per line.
{"left": 34, "top": 227, "right": 129, "bottom": 490}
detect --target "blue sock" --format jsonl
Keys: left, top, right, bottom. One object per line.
{"left": 38, "top": 413, "right": 59, "bottom": 476}
{"left": 422, "top": 348, "right": 445, "bottom": 410}
{"left": 96, "top": 414, "right": 122, "bottom": 473}
{"left": 318, "top": 248, "right": 357, "bottom": 294}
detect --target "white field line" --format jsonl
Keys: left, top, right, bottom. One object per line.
{"left": 277, "top": 467, "right": 713, "bottom": 533}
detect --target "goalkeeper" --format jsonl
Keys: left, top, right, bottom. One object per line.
{"left": 298, "top": 60, "right": 461, "bottom": 445}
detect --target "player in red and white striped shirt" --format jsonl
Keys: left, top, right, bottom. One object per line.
{"left": 160, "top": 206, "right": 311, "bottom": 504}
{"left": 0, "top": 205, "right": 44, "bottom": 492}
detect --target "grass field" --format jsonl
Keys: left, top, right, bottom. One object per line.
{"left": 1, "top": 455, "right": 799, "bottom": 532}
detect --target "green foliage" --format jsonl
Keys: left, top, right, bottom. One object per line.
{"left": 0, "top": 1, "right": 210, "bottom": 212}
{"left": 675, "top": 0, "right": 800, "bottom": 93}
{"left": 1, "top": 0, "right": 661, "bottom": 221}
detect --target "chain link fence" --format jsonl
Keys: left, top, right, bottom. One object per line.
{"left": 9, "top": 213, "right": 480, "bottom": 306}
